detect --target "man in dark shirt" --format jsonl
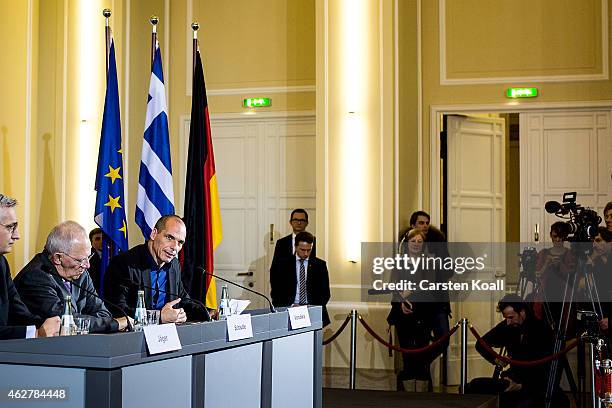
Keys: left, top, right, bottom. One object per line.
{"left": 468, "top": 294, "right": 567, "bottom": 407}
{"left": 87, "top": 228, "right": 103, "bottom": 293}
{"left": 104, "top": 215, "right": 208, "bottom": 323}
{"left": 0, "top": 194, "right": 60, "bottom": 339}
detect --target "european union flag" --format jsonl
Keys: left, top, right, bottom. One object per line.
{"left": 94, "top": 38, "right": 128, "bottom": 291}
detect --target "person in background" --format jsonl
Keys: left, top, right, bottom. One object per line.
{"left": 272, "top": 209, "right": 316, "bottom": 265}
{"left": 533, "top": 222, "right": 576, "bottom": 324}
{"left": 467, "top": 294, "right": 568, "bottom": 407}
{"left": 88, "top": 228, "right": 103, "bottom": 293}
{"left": 604, "top": 201, "right": 612, "bottom": 234}
{"left": 387, "top": 229, "right": 433, "bottom": 392}
{"left": 270, "top": 231, "right": 330, "bottom": 326}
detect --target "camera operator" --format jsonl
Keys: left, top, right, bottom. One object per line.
{"left": 533, "top": 222, "right": 576, "bottom": 323}
{"left": 467, "top": 294, "right": 568, "bottom": 407}
{"left": 584, "top": 226, "right": 612, "bottom": 336}
{"left": 604, "top": 201, "right": 612, "bottom": 234}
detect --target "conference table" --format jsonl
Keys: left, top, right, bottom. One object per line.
{"left": 0, "top": 306, "right": 323, "bottom": 408}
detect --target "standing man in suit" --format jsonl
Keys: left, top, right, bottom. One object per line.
{"left": 0, "top": 194, "right": 60, "bottom": 339}
{"left": 88, "top": 228, "right": 103, "bottom": 293}
{"left": 270, "top": 231, "right": 330, "bottom": 326}
{"left": 14, "top": 221, "right": 130, "bottom": 333}
{"left": 104, "top": 215, "right": 208, "bottom": 323}
{"left": 272, "top": 209, "right": 316, "bottom": 265}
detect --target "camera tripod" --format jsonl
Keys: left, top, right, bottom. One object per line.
{"left": 516, "top": 247, "right": 579, "bottom": 406}
{"left": 543, "top": 245, "right": 605, "bottom": 408}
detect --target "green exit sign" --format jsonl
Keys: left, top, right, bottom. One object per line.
{"left": 243, "top": 97, "right": 272, "bottom": 108}
{"left": 506, "top": 88, "right": 538, "bottom": 98}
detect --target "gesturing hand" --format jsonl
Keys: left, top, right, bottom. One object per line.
{"left": 161, "top": 298, "right": 187, "bottom": 323}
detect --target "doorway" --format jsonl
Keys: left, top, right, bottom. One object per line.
{"left": 435, "top": 105, "right": 612, "bottom": 384}
{"left": 178, "top": 111, "right": 317, "bottom": 309}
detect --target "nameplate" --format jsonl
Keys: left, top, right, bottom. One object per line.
{"left": 227, "top": 314, "right": 253, "bottom": 341}
{"left": 288, "top": 306, "right": 311, "bottom": 329}
{"left": 143, "top": 323, "right": 182, "bottom": 355}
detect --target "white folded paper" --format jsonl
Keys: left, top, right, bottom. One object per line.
{"left": 229, "top": 299, "right": 250, "bottom": 315}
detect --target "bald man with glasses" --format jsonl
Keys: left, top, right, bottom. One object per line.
{"left": 14, "top": 221, "right": 130, "bottom": 333}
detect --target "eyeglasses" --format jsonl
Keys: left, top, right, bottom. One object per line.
{"left": 291, "top": 218, "right": 308, "bottom": 223}
{"left": 0, "top": 222, "right": 18, "bottom": 234}
{"left": 60, "top": 252, "right": 94, "bottom": 267}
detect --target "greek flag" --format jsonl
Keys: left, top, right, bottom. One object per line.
{"left": 135, "top": 40, "right": 175, "bottom": 239}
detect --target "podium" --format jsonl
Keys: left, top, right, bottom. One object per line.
{"left": 0, "top": 306, "right": 323, "bottom": 408}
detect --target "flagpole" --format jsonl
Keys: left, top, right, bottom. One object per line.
{"left": 150, "top": 15, "right": 159, "bottom": 69}
{"left": 192, "top": 22, "right": 199, "bottom": 75}
{"left": 103, "top": 9, "right": 111, "bottom": 77}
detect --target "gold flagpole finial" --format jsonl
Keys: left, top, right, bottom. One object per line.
{"left": 150, "top": 15, "right": 159, "bottom": 26}
{"left": 191, "top": 22, "right": 199, "bottom": 31}
{"left": 103, "top": 9, "right": 111, "bottom": 18}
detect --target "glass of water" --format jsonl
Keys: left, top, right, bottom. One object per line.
{"left": 74, "top": 317, "right": 91, "bottom": 335}
{"left": 146, "top": 310, "right": 160, "bottom": 326}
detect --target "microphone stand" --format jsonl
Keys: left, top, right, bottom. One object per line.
{"left": 198, "top": 267, "right": 276, "bottom": 313}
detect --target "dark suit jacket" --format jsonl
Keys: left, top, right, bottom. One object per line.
{"left": 270, "top": 255, "right": 330, "bottom": 326}
{"left": 14, "top": 252, "right": 118, "bottom": 333}
{"left": 272, "top": 234, "right": 317, "bottom": 266}
{"left": 88, "top": 250, "right": 102, "bottom": 294}
{"left": 104, "top": 243, "right": 208, "bottom": 321}
{"left": 0, "top": 255, "right": 42, "bottom": 339}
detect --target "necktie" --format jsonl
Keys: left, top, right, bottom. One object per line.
{"left": 152, "top": 272, "right": 160, "bottom": 308}
{"left": 63, "top": 280, "right": 71, "bottom": 294}
{"left": 299, "top": 259, "right": 307, "bottom": 305}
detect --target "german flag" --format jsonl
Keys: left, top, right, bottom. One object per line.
{"left": 180, "top": 45, "right": 222, "bottom": 309}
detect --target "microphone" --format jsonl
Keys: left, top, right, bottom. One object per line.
{"left": 118, "top": 281, "right": 211, "bottom": 322}
{"left": 544, "top": 200, "right": 563, "bottom": 214}
{"left": 198, "top": 267, "right": 276, "bottom": 313}
{"left": 42, "top": 264, "right": 133, "bottom": 332}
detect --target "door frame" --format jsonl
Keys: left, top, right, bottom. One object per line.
{"left": 178, "top": 110, "right": 316, "bottom": 306}
{"left": 429, "top": 100, "right": 612, "bottom": 226}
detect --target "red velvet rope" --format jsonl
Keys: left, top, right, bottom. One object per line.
{"left": 322, "top": 313, "right": 352, "bottom": 345}
{"left": 358, "top": 315, "right": 459, "bottom": 354}
{"left": 469, "top": 325, "right": 579, "bottom": 367}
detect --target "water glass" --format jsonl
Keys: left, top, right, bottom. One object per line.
{"left": 74, "top": 317, "right": 90, "bottom": 335}
{"left": 146, "top": 310, "right": 160, "bottom": 325}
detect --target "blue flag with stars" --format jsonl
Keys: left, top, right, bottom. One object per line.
{"left": 94, "top": 37, "right": 128, "bottom": 288}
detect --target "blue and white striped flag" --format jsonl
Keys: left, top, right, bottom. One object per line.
{"left": 135, "top": 40, "right": 175, "bottom": 239}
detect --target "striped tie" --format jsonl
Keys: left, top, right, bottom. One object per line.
{"left": 299, "top": 259, "right": 307, "bottom": 304}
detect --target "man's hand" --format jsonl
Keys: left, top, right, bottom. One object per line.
{"left": 114, "top": 316, "right": 133, "bottom": 331}
{"left": 401, "top": 301, "right": 413, "bottom": 315}
{"left": 504, "top": 378, "right": 523, "bottom": 392}
{"left": 161, "top": 298, "right": 187, "bottom": 323}
{"left": 36, "top": 316, "right": 61, "bottom": 337}
{"left": 600, "top": 317, "right": 609, "bottom": 331}
{"left": 493, "top": 358, "right": 508, "bottom": 369}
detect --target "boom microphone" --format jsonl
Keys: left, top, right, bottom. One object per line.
{"left": 197, "top": 267, "right": 276, "bottom": 313}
